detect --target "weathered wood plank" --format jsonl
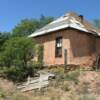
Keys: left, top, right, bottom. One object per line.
{"left": 17, "top": 72, "right": 55, "bottom": 92}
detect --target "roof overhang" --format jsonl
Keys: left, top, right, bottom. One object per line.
{"left": 28, "top": 12, "right": 100, "bottom": 38}
{"left": 29, "top": 24, "right": 89, "bottom": 38}
{"left": 28, "top": 25, "right": 100, "bottom": 38}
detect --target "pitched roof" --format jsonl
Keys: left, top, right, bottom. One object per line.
{"left": 29, "top": 12, "right": 100, "bottom": 37}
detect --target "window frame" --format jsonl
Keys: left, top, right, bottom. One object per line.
{"left": 55, "top": 36, "right": 63, "bottom": 57}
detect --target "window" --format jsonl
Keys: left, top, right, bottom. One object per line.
{"left": 55, "top": 37, "right": 62, "bottom": 57}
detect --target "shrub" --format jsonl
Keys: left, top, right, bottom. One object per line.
{"left": 65, "top": 70, "right": 80, "bottom": 84}
{"left": 0, "top": 37, "right": 43, "bottom": 82}
{"left": 3, "top": 66, "right": 27, "bottom": 82}
{"left": 61, "top": 83, "right": 70, "bottom": 91}
{"left": 3, "top": 62, "right": 41, "bottom": 82}
{"left": 51, "top": 67, "right": 64, "bottom": 79}
{"left": 51, "top": 68, "right": 65, "bottom": 87}
{"left": 0, "top": 37, "right": 36, "bottom": 68}
{"left": 0, "top": 91, "right": 5, "bottom": 99}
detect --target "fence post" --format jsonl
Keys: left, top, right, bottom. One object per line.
{"left": 96, "top": 54, "right": 100, "bottom": 70}
{"left": 64, "top": 49, "right": 67, "bottom": 71}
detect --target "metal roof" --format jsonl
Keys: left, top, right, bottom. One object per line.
{"left": 29, "top": 12, "right": 100, "bottom": 37}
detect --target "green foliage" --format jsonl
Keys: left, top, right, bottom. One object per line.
{"left": 39, "top": 15, "right": 54, "bottom": 28}
{"left": 61, "top": 83, "right": 70, "bottom": 91}
{"left": 12, "top": 16, "right": 54, "bottom": 37}
{"left": 49, "top": 68, "right": 64, "bottom": 88}
{"left": 12, "top": 19, "right": 39, "bottom": 37}
{"left": 51, "top": 68, "right": 65, "bottom": 82}
{"left": 51, "top": 67, "right": 64, "bottom": 76}
{"left": 0, "top": 32, "right": 11, "bottom": 52}
{"left": 3, "top": 66, "right": 27, "bottom": 82}
{"left": 0, "top": 88, "right": 7, "bottom": 100}
{"left": 65, "top": 70, "right": 80, "bottom": 84}
{"left": 3, "top": 64, "right": 40, "bottom": 82}
{"left": 94, "top": 19, "right": 100, "bottom": 28}
{"left": 0, "top": 37, "right": 42, "bottom": 81}
{"left": 0, "top": 91, "right": 5, "bottom": 99}
{"left": 1, "top": 37, "right": 35, "bottom": 67}
{"left": 50, "top": 68, "right": 80, "bottom": 91}
{"left": 0, "top": 15, "right": 54, "bottom": 81}
{"left": 3, "top": 63, "right": 41, "bottom": 82}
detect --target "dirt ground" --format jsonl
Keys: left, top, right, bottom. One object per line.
{"left": 0, "top": 70, "right": 100, "bottom": 100}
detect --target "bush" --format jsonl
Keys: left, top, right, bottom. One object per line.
{"left": 61, "top": 83, "right": 70, "bottom": 91}
{"left": 0, "top": 91, "right": 5, "bottom": 99}
{"left": 3, "top": 62, "right": 42, "bottom": 82}
{"left": 65, "top": 70, "right": 80, "bottom": 84}
{"left": 4, "top": 66, "right": 27, "bottom": 82}
{"left": 0, "top": 37, "right": 43, "bottom": 82}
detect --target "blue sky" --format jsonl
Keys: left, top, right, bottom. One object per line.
{"left": 0, "top": 0, "right": 100, "bottom": 32}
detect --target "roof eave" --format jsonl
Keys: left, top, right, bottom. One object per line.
{"left": 29, "top": 25, "right": 90, "bottom": 38}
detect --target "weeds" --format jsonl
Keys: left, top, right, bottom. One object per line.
{"left": 65, "top": 70, "right": 80, "bottom": 84}
{"left": 51, "top": 95, "right": 61, "bottom": 100}
{"left": 61, "top": 83, "right": 70, "bottom": 91}
{"left": 0, "top": 91, "right": 5, "bottom": 99}
{"left": 79, "top": 95, "right": 96, "bottom": 100}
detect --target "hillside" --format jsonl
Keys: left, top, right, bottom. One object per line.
{"left": 0, "top": 69, "right": 100, "bottom": 100}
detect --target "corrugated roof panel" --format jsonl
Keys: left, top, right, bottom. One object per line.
{"left": 29, "top": 12, "right": 100, "bottom": 37}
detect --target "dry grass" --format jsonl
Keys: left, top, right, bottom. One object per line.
{"left": 0, "top": 69, "right": 100, "bottom": 100}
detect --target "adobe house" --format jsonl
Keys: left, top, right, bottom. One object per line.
{"left": 29, "top": 12, "right": 100, "bottom": 67}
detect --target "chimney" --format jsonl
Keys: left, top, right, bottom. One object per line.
{"left": 79, "top": 15, "right": 84, "bottom": 23}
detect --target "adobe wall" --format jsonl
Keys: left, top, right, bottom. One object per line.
{"left": 96, "top": 37, "right": 100, "bottom": 54}
{"left": 34, "top": 28, "right": 96, "bottom": 66}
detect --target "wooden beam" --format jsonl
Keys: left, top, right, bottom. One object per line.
{"left": 64, "top": 49, "right": 67, "bottom": 71}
